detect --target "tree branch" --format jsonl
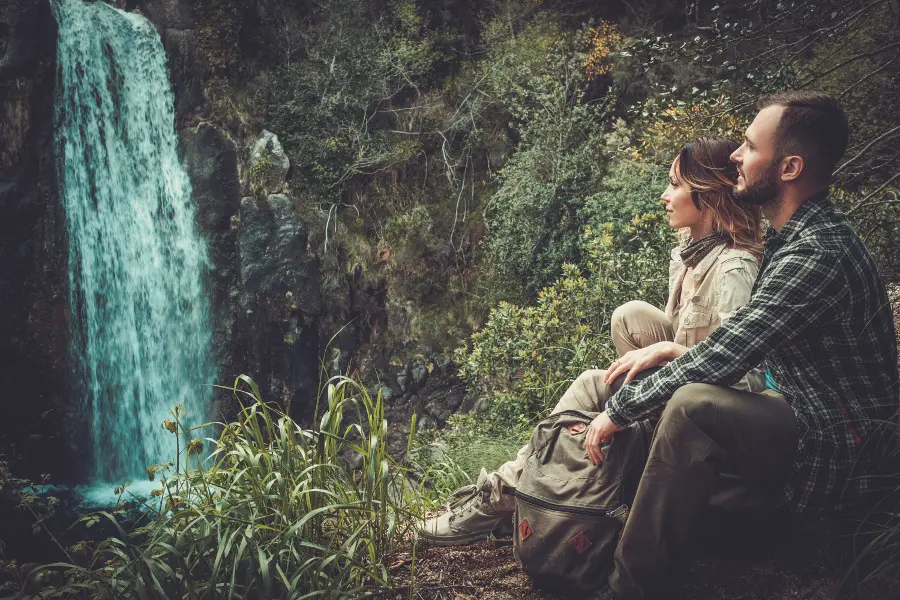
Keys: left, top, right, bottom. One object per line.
{"left": 834, "top": 125, "right": 900, "bottom": 175}
{"left": 847, "top": 172, "right": 900, "bottom": 216}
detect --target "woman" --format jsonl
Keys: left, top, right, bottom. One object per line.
{"left": 418, "top": 137, "right": 765, "bottom": 547}
{"left": 602, "top": 136, "right": 764, "bottom": 393}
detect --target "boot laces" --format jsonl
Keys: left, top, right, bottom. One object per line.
{"left": 446, "top": 485, "right": 488, "bottom": 523}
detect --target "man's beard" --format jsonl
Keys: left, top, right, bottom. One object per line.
{"left": 734, "top": 161, "right": 781, "bottom": 209}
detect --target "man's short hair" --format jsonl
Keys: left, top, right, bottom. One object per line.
{"left": 758, "top": 91, "right": 849, "bottom": 182}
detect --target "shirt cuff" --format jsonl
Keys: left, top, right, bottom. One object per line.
{"left": 604, "top": 396, "right": 632, "bottom": 428}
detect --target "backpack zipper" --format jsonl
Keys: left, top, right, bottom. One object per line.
{"left": 515, "top": 489, "right": 614, "bottom": 517}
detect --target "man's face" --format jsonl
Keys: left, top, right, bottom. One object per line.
{"left": 730, "top": 105, "right": 784, "bottom": 207}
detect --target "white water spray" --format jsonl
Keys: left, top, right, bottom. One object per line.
{"left": 52, "top": 0, "right": 215, "bottom": 482}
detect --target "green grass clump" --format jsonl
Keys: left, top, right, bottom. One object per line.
{"left": 16, "top": 375, "right": 422, "bottom": 599}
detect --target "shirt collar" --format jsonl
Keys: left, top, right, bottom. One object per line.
{"left": 669, "top": 242, "right": 726, "bottom": 277}
{"left": 765, "top": 189, "right": 831, "bottom": 249}
{"left": 693, "top": 242, "right": 726, "bottom": 278}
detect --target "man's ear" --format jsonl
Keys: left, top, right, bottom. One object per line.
{"left": 779, "top": 155, "right": 804, "bottom": 182}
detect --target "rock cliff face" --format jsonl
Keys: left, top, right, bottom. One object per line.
{"left": 0, "top": 0, "right": 78, "bottom": 479}
{"left": 236, "top": 194, "right": 321, "bottom": 415}
{"left": 138, "top": 0, "right": 204, "bottom": 122}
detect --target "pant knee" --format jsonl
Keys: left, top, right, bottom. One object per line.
{"left": 574, "top": 369, "right": 606, "bottom": 387}
{"left": 611, "top": 300, "right": 647, "bottom": 329}
{"left": 653, "top": 384, "right": 722, "bottom": 464}
{"left": 662, "top": 383, "right": 719, "bottom": 429}
{"left": 554, "top": 369, "right": 610, "bottom": 413}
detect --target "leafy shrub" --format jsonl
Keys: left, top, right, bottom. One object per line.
{"left": 582, "top": 158, "right": 668, "bottom": 226}
{"left": 455, "top": 211, "right": 672, "bottom": 431}
{"left": 480, "top": 23, "right": 616, "bottom": 300}
{"left": 633, "top": 95, "right": 749, "bottom": 164}
{"left": 264, "top": 0, "right": 447, "bottom": 199}
{"left": 17, "top": 376, "right": 422, "bottom": 599}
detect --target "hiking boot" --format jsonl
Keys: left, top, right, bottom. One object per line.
{"left": 416, "top": 468, "right": 515, "bottom": 546}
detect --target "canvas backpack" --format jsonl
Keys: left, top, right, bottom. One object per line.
{"left": 513, "top": 409, "right": 653, "bottom": 592}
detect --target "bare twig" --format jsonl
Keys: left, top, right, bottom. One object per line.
{"left": 835, "top": 126, "right": 900, "bottom": 175}
{"left": 798, "top": 40, "right": 900, "bottom": 88}
{"left": 847, "top": 172, "right": 900, "bottom": 216}
{"left": 838, "top": 52, "right": 900, "bottom": 99}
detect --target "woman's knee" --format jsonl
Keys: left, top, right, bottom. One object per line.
{"left": 612, "top": 300, "right": 653, "bottom": 328}
{"left": 553, "top": 369, "right": 611, "bottom": 413}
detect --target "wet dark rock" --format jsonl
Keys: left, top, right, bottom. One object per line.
{"left": 0, "top": 0, "right": 76, "bottom": 481}
{"left": 139, "top": 0, "right": 195, "bottom": 29}
{"left": 236, "top": 194, "right": 322, "bottom": 418}
{"left": 179, "top": 123, "right": 240, "bottom": 233}
{"left": 136, "top": 1, "right": 204, "bottom": 123}
{"left": 159, "top": 27, "right": 204, "bottom": 121}
{"left": 0, "top": 0, "right": 47, "bottom": 79}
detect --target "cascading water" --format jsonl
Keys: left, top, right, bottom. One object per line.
{"left": 52, "top": 0, "right": 215, "bottom": 483}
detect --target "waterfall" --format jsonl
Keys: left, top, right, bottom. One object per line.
{"left": 52, "top": 0, "right": 215, "bottom": 482}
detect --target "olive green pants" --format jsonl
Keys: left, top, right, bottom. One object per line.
{"left": 609, "top": 383, "right": 799, "bottom": 600}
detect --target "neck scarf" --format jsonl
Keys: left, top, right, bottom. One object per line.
{"left": 680, "top": 231, "right": 728, "bottom": 268}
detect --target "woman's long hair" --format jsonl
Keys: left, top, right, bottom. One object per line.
{"left": 675, "top": 137, "right": 764, "bottom": 260}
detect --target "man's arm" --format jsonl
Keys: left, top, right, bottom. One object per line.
{"left": 605, "top": 244, "right": 848, "bottom": 427}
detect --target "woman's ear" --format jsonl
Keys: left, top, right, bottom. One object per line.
{"left": 780, "top": 155, "right": 804, "bottom": 182}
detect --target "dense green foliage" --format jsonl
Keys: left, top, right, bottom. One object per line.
{"left": 7, "top": 377, "right": 425, "bottom": 599}
{"left": 188, "top": 3, "right": 899, "bottom": 585}
{"left": 188, "top": 0, "right": 900, "bottom": 362}
{"left": 455, "top": 209, "right": 671, "bottom": 429}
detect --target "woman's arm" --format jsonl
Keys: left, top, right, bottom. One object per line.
{"left": 604, "top": 340, "right": 686, "bottom": 384}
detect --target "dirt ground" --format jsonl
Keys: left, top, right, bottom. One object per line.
{"left": 394, "top": 515, "right": 898, "bottom": 600}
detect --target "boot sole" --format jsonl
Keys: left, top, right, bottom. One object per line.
{"left": 415, "top": 529, "right": 494, "bottom": 547}
{"left": 416, "top": 522, "right": 513, "bottom": 547}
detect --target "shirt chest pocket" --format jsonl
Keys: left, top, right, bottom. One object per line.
{"left": 679, "top": 308, "right": 713, "bottom": 346}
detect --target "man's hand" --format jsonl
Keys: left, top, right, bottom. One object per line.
{"left": 604, "top": 342, "right": 674, "bottom": 385}
{"left": 585, "top": 411, "right": 622, "bottom": 466}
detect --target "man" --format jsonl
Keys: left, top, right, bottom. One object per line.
{"left": 586, "top": 91, "right": 899, "bottom": 599}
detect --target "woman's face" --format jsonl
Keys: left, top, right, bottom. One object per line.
{"left": 661, "top": 156, "right": 704, "bottom": 230}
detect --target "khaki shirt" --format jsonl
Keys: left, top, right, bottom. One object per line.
{"left": 666, "top": 244, "right": 766, "bottom": 392}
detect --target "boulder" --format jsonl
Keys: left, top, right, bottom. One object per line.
{"left": 236, "top": 194, "right": 321, "bottom": 418}
{"left": 249, "top": 130, "right": 290, "bottom": 194}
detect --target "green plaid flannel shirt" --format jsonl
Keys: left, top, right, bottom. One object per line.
{"left": 606, "top": 192, "right": 899, "bottom": 512}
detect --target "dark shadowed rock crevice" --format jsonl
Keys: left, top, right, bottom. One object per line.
{"left": 0, "top": 0, "right": 77, "bottom": 481}
{"left": 370, "top": 355, "right": 470, "bottom": 457}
